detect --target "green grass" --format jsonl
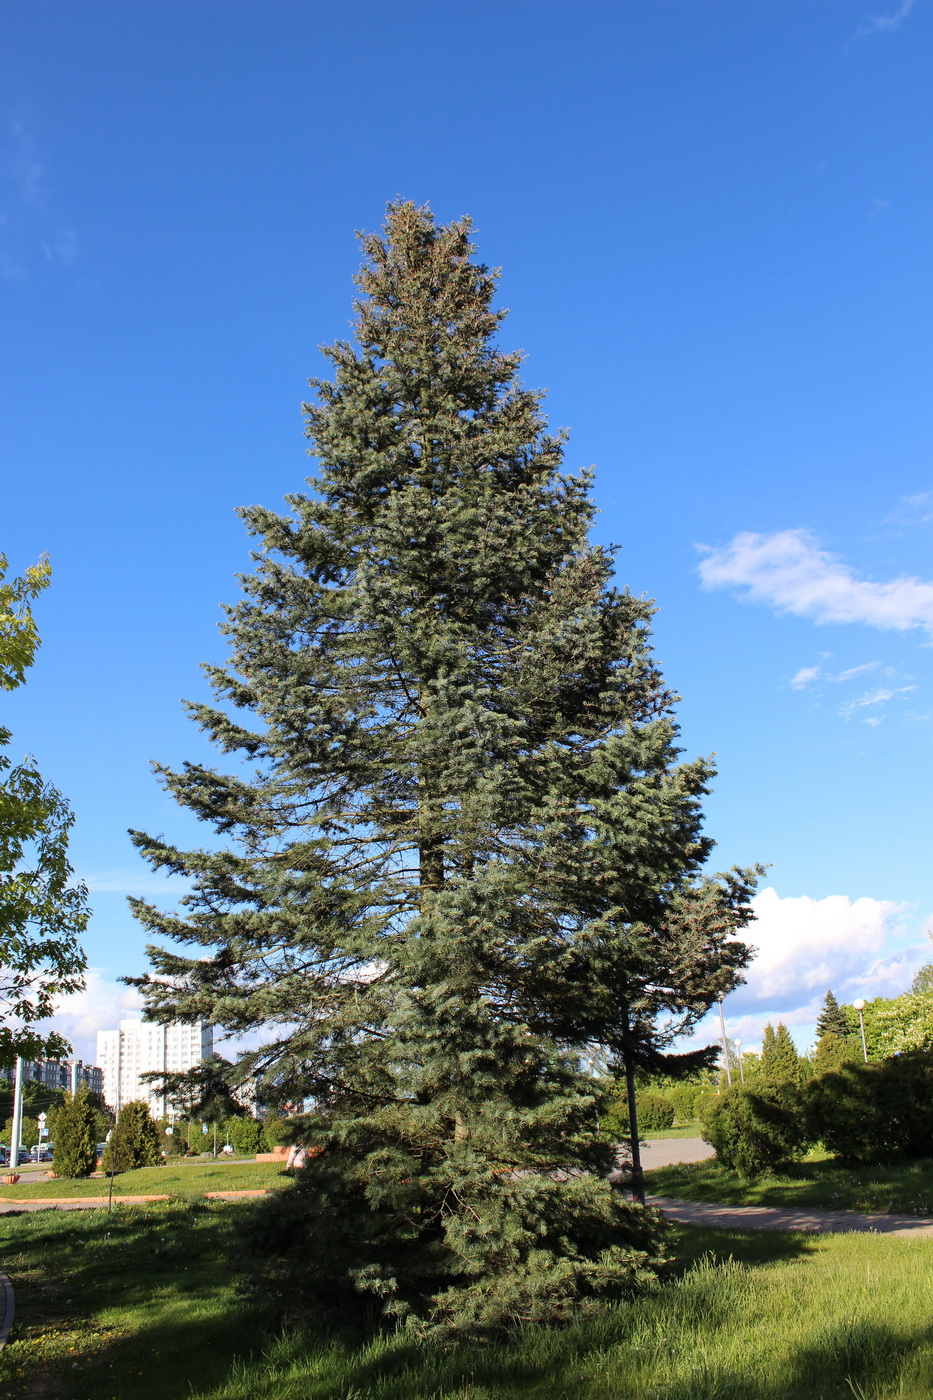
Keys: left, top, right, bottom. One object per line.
{"left": 5, "top": 1199, "right": 933, "bottom": 1399}
{"left": 639, "top": 1124, "right": 703, "bottom": 1141}
{"left": 0, "top": 1158, "right": 287, "bottom": 1199}
{"left": 646, "top": 1151, "right": 933, "bottom": 1215}
{"left": 0, "top": 1200, "right": 263, "bottom": 1400}
{"left": 195, "top": 1229, "right": 933, "bottom": 1400}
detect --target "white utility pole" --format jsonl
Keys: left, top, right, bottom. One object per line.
{"left": 9, "top": 1058, "right": 24, "bottom": 1169}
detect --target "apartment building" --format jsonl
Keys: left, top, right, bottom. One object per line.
{"left": 0, "top": 1058, "right": 104, "bottom": 1096}
{"left": 96, "top": 1019, "right": 213, "bottom": 1117}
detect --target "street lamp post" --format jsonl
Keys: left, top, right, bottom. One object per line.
{"left": 717, "top": 999, "right": 732, "bottom": 1087}
{"left": 735, "top": 1038, "right": 745, "bottom": 1084}
{"left": 853, "top": 998, "right": 869, "bottom": 1063}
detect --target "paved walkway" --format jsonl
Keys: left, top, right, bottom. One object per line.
{"left": 649, "top": 1194, "right": 933, "bottom": 1238}
{"left": 638, "top": 1136, "right": 715, "bottom": 1169}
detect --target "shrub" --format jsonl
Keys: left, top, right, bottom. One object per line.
{"left": 812, "top": 1034, "right": 860, "bottom": 1077}
{"left": 52, "top": 1086, "right": 97, "bottom": 1178}
{"left": 600, "top": 1090, "right": 674, "bottom": 1137}
{"left": 227, "top": 1117, "right": 265, "bottom": 1155}
{"left": 635, "top": 1093, "right": 675, "bottom": 1131}
{"left": 261, "top": 1117, "right": 290, "bottom": 1149}
{"left": 2, "top": 1115, "right": 38, "bottom": 1149}
{"left": 702, "top": 1084, "right": 808, "bottom": 1178}
{"left": 807, "top": 1052, "right": 933, "bottom": 1165}
{"left": 668, "top": 1083, "right": 701, "bottom": 1124}
{"left": 158, "top": 1119, "right": 189, "bottom": 1155}
{"left": 695, "top": 1090, "right": 722, "bottom": 1125}
{"left": 102, "top": 1100, "right": 163, "bottom": 1173}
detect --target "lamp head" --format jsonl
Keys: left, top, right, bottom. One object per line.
{"left": 853, "top": 998, "right": 866, "bottom": 1011}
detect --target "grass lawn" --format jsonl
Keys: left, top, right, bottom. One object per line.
{"left": 639, "top": 1124, "right": 703, "bottom": 1141}
{"left": 4, "top": 1199, "right": 933, "bottom": 1398}
{"left": 646, "top": 1151, "right": 933, "bottom": 1215}
{"left": 0, "top": 1159, "right": 287, "bottom": 1201}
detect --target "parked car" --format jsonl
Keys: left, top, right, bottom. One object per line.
{"left": 0, "top": 1147, "right": 32, "bottom": 1167}
{"left": 30, "top": 1145, "right": 53, "bottom": 1163}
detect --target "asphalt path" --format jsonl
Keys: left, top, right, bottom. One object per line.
{"left": 637, "top": 1136, "right": 716, "bottom": 1170}
{"left": 648, "top": 1195, "right": 933, "bottom": 1237}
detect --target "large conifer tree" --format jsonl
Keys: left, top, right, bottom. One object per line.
{"left": 129, "top": 203, "right": 758, "bottom": 1335}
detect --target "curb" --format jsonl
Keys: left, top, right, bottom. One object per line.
{"left": 0, "top": 1194, "right": 171, "bottom": 1207}
{"left": 0, "top": 1271, "right": 14, "bottom": 1349}
{"left": 0, "top": 1189, "right": 272, "bottom": 1210}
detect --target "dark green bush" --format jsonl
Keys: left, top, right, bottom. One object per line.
{"left": 635, "top": 1093, "right": 675, "bottom": 1131}
{"left": 702, "top": 1084, "right": 807, "bottom": 1178}
{"left": 102, "top": 1100, "right": 163, "bottom": 1173}
{"left": 695, "top": 1090, "right": 722, "bottom": 1125}
{"left": 601, "top": 1090, "right": 675, "bottom": 1137}
{"left": 807, "top": 1052, "right": 933, "bottom": 1165}
{"left": 52, "top": 1087, "right": 97, "bottom": 1178}
{"left": 667, "top": 1083, "right": 702, "bottom": 1123}
{"left": 234, "top": 1135, "right": 661, "bottom": 1338}
{"left": 261, "top": 1116, "right": 290, "bottom": 1149}
{"left": 227, "top": 1116, "right": 265, "bottom": 1155}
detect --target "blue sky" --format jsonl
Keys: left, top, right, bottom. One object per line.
{"left": 3, "top": 0, "right": 932, "bottom": 1060}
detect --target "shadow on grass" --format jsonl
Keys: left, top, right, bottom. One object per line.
{"left": 188, "top": 1272, "right": 933, "bottom": 1400}
{"left": 5, "top": 1200, "right": 933, "bottom": 1400}
{"left": 0, "top": 1199, "right": 270, "bottom": 1400}
{"left": 651, "top": 1319, "right": 933, "bottom": 1400}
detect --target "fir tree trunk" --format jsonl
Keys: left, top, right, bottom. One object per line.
{"left": 623, "top": 1054, "right": 646, "bottom": 1207}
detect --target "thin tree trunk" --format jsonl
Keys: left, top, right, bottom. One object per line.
{"left": 624, "top": 1055, "right": 645, "bottom": 1207}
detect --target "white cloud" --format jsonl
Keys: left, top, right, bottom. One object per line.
{"left": 684, "top": 890, "right": 930, "bottom": 1055}
{"left": 835, "top": 662, "right": 881, "bottom": 682}
{"left": 736, "top": 888, "right": 912, "bottom": 1007}
{"left": 888, "top": 491, "right": 933, "bottom": 527}
{"left": 34, "top": 968, "right": 144, "bottom": 1063}
{"left": 698, "top": 529, "right": 933, "bottom": 633}
{"left": 856, "top": 0, "right": 915, "bottom": 36}
{"left": 839, "top": 684, "right": 917, "bottom": 720}
{"left": 790, "top": 665, "right": 821, "bottom": 689}
{"left": 7, "top": 121, "right": 43, "bottom": 207}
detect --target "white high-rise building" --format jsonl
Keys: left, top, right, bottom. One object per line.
{"left": 96, "top": 1019, "right": 212, "bottom": 1118}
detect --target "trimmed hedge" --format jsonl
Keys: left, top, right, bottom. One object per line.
{"left": 807, "top": 1052, "right": 933, "bottom": 1164}
{"left": 636, "top": 1093, "right": 675, "bottom": 1131}
{"left": 667, "top": 1083, "right": 702, "bottom": 1124}
{"left": 702, "top": 1084, "right": 808, "bottom": 1178}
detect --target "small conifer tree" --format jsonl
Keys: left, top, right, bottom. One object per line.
{"left": 102, "top": 1100, "right": 162, "bottom": 1173}
{"left": 128, "top": 202, "right": 759, "bottom": 1336}
{"left": 815, "top": 990, "right": 848, "bottom": 1041}
{"left": 52, "top": 1085, "right": 97, "bottom": 1178}
{"left": 761, "top": 1022, "right": 804, "bottom": 1088}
